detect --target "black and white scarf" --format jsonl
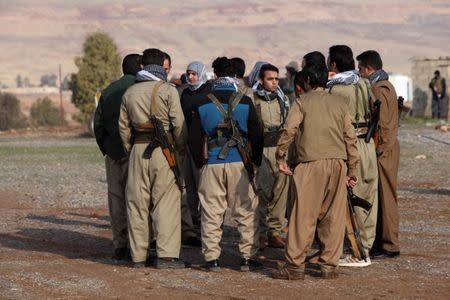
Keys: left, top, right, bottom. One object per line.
{"left": 368, "top": 69, "right": 389, "bottom": 85}
{"left": 327, "top": 70, "right": 360, "bottom": 88}
{"left": 135, "top": 64, "right": 167, "bottom": 82}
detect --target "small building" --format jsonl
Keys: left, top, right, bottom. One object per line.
{"left": 410, "top": 56, "right": 450, "bottom": 118}
{"left": 388, "top": 73, "right": 413, "bottom": 103}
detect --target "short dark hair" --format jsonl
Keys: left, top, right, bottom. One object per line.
{"left": 142, "top": 48, "right": 165, "bottom": 66}
{"left": 163, "top": 52, "right": 171, "bottom": 66}
{"left": 301, "top": 65, "right": 328, "bottom": 89}
{"left": 303, "top": 51, "right": 326, "bottom": 69}
{"left": 434, "top": 70, "right": 440, "bottom": 76}
{"left": 259, "top": 63, "right": 279, "bottom": 80}
{"left": 230, "top": 57, "right": 246, "bottom": 78}
{"left": 294, "top": 70, "right": 308, "bottom": 91}
{"left": 356, "top": 50, "right": 383, "bottom": 70}
{"left": 122, "top": 54, "right": 142, "bottom": 76}
{"left": 329, "top": 45, "right": 355, "bottom": 72}
{"left": 212, "top": 56, "right": 235, "bottom": 77}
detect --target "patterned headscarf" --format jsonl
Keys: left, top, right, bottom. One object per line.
{"left": 135, "top": 64, "right": 168, "bottom": 82}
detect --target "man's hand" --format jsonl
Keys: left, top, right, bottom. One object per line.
{"left": 279, "top": 162, "right": 293, "bottom": 176}
{"left": 346, "top": 176, "right": 358, "bottom": 188}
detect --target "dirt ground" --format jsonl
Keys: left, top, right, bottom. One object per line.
{"left": 0, "top": 123, "right": 449, "bottom": 299}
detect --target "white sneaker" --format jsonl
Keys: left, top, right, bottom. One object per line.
{"left": 339, "top": 255, "right": 371, "bottom": 267}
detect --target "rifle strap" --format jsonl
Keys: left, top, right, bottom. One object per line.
{"left": 207, "top": 93, "right": 228, "bottom": 118}
{"left": 150, "top": 80, "right": 165, "bottom": 116}
{"left": 207, "top": 91, "right": 245, "bottom": 119}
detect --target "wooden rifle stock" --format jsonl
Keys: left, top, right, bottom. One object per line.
{"left": 345, "top": 188, "right": 368, "bottom": 261}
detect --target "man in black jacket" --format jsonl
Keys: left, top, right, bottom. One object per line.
{"left": 94, "top": 53, "right": 142, "bottom": 260}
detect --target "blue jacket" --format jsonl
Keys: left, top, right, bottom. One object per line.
{"left": 190, "top": 78, "right": 263, "bottom": 167}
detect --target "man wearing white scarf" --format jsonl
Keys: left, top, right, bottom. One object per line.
{"left": 327, "top": 45, "right": 378, "bottom": 267}
{"left": 253, "top": 63, "right": 290, "bottom": 249}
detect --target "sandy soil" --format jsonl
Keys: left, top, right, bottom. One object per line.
{"left": 0, "top": 123, "right": 449, "bottom": 299}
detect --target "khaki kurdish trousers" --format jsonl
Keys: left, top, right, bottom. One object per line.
{"left": 126, "top": 144, "right": 181, "bottom": 263}
{"left": 105, "top": 155, "right": 129, "bottom": 249}
{"left": 353, "top": 138, "right": 379, "bottom": 250}
{"left": 198, "top": 162, "right": 259, "bottom": 262}
{"left": 180, "top": 149, "right": 200, "bottom": 240}
{"left": 375, "top": 141, "right": 400, "bottom": 252}
{"left": 256, "top": 146, "right": 289, "bottom": 238}
{"left": 286, "top": 159, "right": 347, "bottom": 272}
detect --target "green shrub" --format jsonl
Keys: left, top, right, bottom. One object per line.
{"left": 0, "top": 92, "right": 28, "bottom": 130}
{"left": 29, "top": 97, "right": 63, "bottom": 127}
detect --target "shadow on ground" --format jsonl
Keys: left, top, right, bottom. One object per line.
{"left": 26, "top": 214, "right": 110, "bottom": 229}
{"left": 399, "top": 187, "right": 450, "bottom": 196}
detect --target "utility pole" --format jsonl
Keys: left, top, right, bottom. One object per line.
{"left": 59, "top": 64, "right": 64, "bottom": 125}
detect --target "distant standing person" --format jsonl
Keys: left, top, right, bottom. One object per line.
{"left": 93, "top": 53, "right": 142, "bottom": 261}
{"left": 357, "top": 50, "right": 400, "bottom": 259}
{"left": 429, "top": 70, "right": 446, "bottom": 119}
{"left": 282, "top": 61, "right": 299, "bottom": 104}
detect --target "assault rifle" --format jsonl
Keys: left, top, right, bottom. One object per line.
{"left": 398, "top": 96, "right": 404, "bottom": 123}
{"left": 345, "top": 188, "right": 372, "bottom": 261}
{"left": 365, "top": 99, "right": 381, "bottom": 145}
{"left": 216, "top": 119, "right": 257, "bottom": 193}
{"left": 143, "top": 115, "right": 184, "bottom": 192}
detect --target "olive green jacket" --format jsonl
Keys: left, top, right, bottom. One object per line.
{"left": 94, "top": 74, "right": 135, "bottom": 160}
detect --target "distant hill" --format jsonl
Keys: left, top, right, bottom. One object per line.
{"left": 1, "top": 0, "right": 449, "bottom": 87}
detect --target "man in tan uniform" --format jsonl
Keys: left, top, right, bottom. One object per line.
{"left": 357, "top": 50, "right": 400, "bottom": 258}
{"left": 119, "top": 48, "right": 187, "bottom": 268}
{"left": 272, "top": 65, "right": 359, "bottom": 280}
{"left": 327, "top": 45, "right": 378, "bottom": 267}
{"left": 253, "top": 63, "right": 290, "bottom": 248}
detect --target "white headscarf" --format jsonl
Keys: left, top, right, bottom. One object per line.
{"left": 186, "top": 61, "right": 208, "bottom": 91}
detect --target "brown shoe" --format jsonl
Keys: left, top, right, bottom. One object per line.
{"left": 268, "top": 235, "right": 285, "bottom": 248}
{"left": 271, "top": 262, "right": 304, "bottom": 280}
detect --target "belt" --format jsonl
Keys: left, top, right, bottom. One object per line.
{"left": 263, "top": 130, "right": 282, "bottom": 147}
{"left": 352, "top": 122, "right": 369, "bottom": 129}
{"left": 133, "top": 130, "right": 155, "bottom": 144}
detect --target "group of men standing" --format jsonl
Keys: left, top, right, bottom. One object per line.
{"left": 94, "top": 44, "right": 400, "bottom": 279}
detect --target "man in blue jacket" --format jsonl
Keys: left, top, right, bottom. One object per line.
{"left": 190, "top": 57, "right": 264, "bottom": 272}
